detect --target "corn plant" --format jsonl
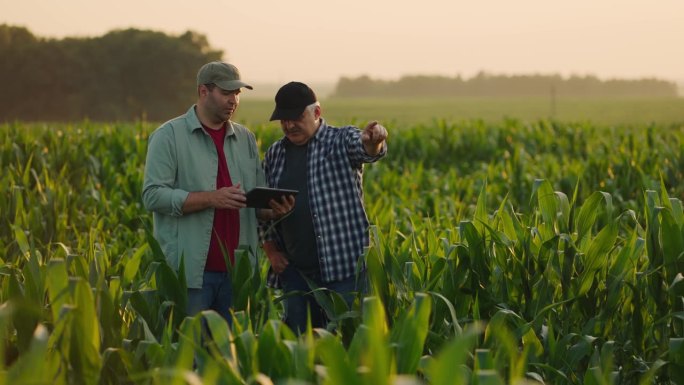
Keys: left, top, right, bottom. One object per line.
{"left": 2, "top": 119, "right": 684, "bottom": 384}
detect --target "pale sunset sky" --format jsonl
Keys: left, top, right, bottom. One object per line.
{"left": 2, "top": 0, "right": 683, "bottom": 87}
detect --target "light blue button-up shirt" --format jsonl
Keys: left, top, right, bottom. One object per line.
{"left": 142, "top": 105, "right": 264, "bottom": 288}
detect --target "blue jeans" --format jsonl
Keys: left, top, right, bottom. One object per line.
{"left": 280, "top": 266, "right": 366, "bottom": 334}
{"left": 187, "top": 271, "right": 233, "bottom": 326}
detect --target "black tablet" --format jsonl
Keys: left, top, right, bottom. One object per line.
{"left": 245, "top": 187, "right": 298, "bottom": 208}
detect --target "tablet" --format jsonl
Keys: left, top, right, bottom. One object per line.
{"left": 245, "top": 187, "right": 298, "bottom": 208}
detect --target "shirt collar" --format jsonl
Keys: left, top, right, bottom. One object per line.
{"left": 187, "top": 104, "right": 236, "bottom": 137}
{"left": 312, "top": 118, "right": 327, "bottom": 140}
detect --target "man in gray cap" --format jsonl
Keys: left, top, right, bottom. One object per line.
{"left": 142, "top": 61, "right": 293, "bottom": 325}
{"left": 261, "top": 81, "right": 388, "bottom": 334}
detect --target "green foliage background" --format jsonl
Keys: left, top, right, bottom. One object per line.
{"left": 0, "top": 24, "right": 221, "bottom": 121}
{"left": 1, "top": 114, "right": 684, "bottom": 384}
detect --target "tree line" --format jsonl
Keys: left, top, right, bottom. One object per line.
{"left": 332, "top": 73, "right": 679, "bottom": 98}
{"left": 0, "top": 24, "right": 222, "bottom": 122}
{"left": 1, "top": 25, "right": 679, "bottom": 122}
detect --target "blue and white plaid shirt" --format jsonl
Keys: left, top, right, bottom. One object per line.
{"left": 261, "top": 119, "right": 387, "bottom": 286}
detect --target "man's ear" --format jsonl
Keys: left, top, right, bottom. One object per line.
{"left": 198, "top": 84, "right": 209, "bottom": 98}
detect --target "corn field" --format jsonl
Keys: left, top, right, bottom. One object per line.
{"left": 1, "top": 119, "right": 683, "bottom": 384}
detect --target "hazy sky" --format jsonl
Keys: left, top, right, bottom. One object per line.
{"left": 3, "top": 0, "right": 684, "bottom": 84}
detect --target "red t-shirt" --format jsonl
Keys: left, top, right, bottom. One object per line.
{"left": 203, "top": 123, "right": 240, "bottom": 271}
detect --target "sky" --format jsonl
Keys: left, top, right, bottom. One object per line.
{"left": 2, "top": 0, "right": 684, "bottom": 87}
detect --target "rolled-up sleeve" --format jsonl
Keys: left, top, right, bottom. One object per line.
{"left": 142, "top": 128, "right": 189, "bottom": 216}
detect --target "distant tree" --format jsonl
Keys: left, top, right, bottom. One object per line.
{"left": 335, "top": 75, "right": 381, "bottom": 97}
{"left": 331, "top": 72, "right": 678, "bottom": 98}
{"left": 0, "top": 25, "right": 223, "bottom": 121}
{"left": 0, "top": 25, "right": 41, "bottom": 118}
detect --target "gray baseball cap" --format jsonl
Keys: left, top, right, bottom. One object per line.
{"left": 197, "top": 61, "right": 253, "bottom": 91}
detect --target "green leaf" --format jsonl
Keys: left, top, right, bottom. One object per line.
{"left": 360, "top": 296, "right": 390, "bottom": 385}
{"left": 46, "top": 259, "right": 70, "bottom": 322}
{"left": 425, "top": 324, "right": 483, "bottom": 385}
{"left": 566, "top": 335, "right": 596, "bottom": 368}
{"left": 474, "top": 179, "right": 488, "bottom": 234}
{"left": 257, "top": 320, "right": 294, "bottom": 379}
{"left": 366, "top": 227, "right": 389, "bottom": 305}
{"left": 670, "top": 273, "right": 684, "bottom": 297}
{"left": 72, "top": 278, "right": 103, "bottom": 383}
{"left": 536, "top": 179, "right": 559, "bottom": 238}
{"left": 317, "top": 334, "right": 362, "bottom": 385}
{"left": 202, "top": 310, "right": 234, "bottom": 358}
{"left": 155, "top": 261, "right": 188, "bottom": 327}
{"left": 575, "top": 191, "right": 612, "bottom": 244}
{"left": 124, "top": 244, "right": 146, "bottom": 287}
{"left": 7, "top": 325, "right": 56, "bottom": 384}
{"left": 661, "top": 209, "right": 684, "bottom": 281}
{"left": 576, "top": 222, "right": 618, "bottom": 297}
{"left": 391, "top": 293, "right": 432, "bottom": 374}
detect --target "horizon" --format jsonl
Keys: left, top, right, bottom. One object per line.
{"left": 2, "top": 0, "right": 683, "bottom": 87}
{"left": 244, "top": 77, "right": 684, "bottom": 100}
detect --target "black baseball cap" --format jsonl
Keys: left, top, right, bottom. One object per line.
{"left": 269, "top": 81, "right": 317, "bottom": 121}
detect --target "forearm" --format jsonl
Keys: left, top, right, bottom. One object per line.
{"left": 262, "top": 240, "right": 280, "bottom": 253}
{"left": 262, "top": 240, "right": 288, "bottom": 273}
{"left": 182, "top": 191, "right": 216, "bottom": 214}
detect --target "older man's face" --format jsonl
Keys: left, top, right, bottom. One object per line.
{"left": 280, "top": 105, "right": 321, "bottom": 146}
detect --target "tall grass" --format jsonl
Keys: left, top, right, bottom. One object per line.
{"left": 1, "top": 119, "right": 683, "bottom": 384}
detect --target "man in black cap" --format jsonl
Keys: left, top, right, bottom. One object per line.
{"left": 143, "top": 61, "right": 293, "bottom": 326}
{"left": 260, "top": 81, "right": 388, "bottom": 333}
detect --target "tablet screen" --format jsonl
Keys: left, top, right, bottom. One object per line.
{"left": 245, "top": 187, "right": 298, "bottom": 208}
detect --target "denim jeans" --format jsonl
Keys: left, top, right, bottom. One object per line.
{"left": 280, "top": 265, "right": 366, "bottom": 334}
{"left": 187, "top": 271, "right": 233, "bottom": 326}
